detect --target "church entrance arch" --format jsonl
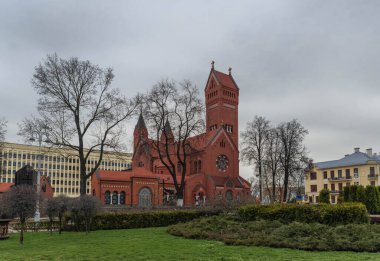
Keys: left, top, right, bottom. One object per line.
{"left": 139, "top": 187, "right": 152, "bottom": 208}
{"left": 192, "top": 184, "right": 206, "bottom": 206}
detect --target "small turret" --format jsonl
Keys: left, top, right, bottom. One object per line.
{"left": 161, "top": 120, "right": 174, "bottom": 143}
{"left": 133, "top": 113, "right": 148, "bottom": 149}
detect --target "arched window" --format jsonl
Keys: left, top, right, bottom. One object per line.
{"left": 105, "top": 191, "right": 111, "bottom": 205}
{"left": 92, "top": 189, "right": 96, "bottom": 196}
{"left": 120, "top": 191, "right": 126, "bottom": 205}
{"left": 198, "top": 160, "right": 202, "bottom": 171}
{"left": 194, "top": 161, "right": 198, "bottom": 173}
{"left": 42, "top": 183, "right": 46, "bottom": 192}
{"left": 112, "top": 191, "right": 118, "bottom": 205}
{"left": 226, "top": 190, "right": 233, "bottom": 202}
{"left": 139, "top": 188, "right": 152, "bottom": 208}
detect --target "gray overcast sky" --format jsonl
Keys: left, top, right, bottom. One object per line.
{"left": 1, "top": 0, "right": 380, "bottom": 179}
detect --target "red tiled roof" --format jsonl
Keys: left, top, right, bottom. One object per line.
{"left": 0, "top": 183, "right": 14, "bottom": 193}
{"left": 214, "top": 70, "right": 237, "bottom": 89}
{"left": 209, "top": 176, "right": 246, "bottom": 188}
{"left": 96, "top": 169, "right": 181, "bottom": 183}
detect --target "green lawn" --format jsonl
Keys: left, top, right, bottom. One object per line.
{"left": 0, "top": 228, "right": 379, "bottom": 260}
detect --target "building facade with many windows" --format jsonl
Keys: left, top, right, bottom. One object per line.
{"left": 0, "top": 142, "right": 132, "bottom": 197}
{"left": 305, "top": 148, "right": 380, "bottom": 203}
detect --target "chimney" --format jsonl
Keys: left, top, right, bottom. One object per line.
{"left": 354, "top": 147, "right": 360, "bottom": 153}
{"left": 366, "top": 148, "right": 373, "bottom": 157}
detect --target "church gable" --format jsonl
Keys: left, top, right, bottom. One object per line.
{"left": 206, "top": 127, "right": 238, "bottom": 152}
{"left": 204, "top": 70, "right": 220, "bottom": 92}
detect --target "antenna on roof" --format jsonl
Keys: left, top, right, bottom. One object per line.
{"left": 211, "top": 60, "right": 215, "bottom": 69}
{"left": 228, "top": 67, "right": 232, "bottom": 75}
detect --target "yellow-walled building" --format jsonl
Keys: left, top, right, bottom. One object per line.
{"left": 0, "top": 142, "right": 132, "bottom": 197}
{"left": 305, "top": 148, "right": 379, "bottom": 203}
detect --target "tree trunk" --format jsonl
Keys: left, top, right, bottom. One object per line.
{"left": 258, "top": 162, "right": 262, "bottom": 202}
{"left": 85, "top": 219, "right": 88, "bottom": 234}
{"left": 176, "top": 187, "right": 184, "bottom": 207}
{"left": 20, "top": 221, "right": 24, "bottom": 245}
{"left": 80, "top": 159, "right": 87, "bottom": 195}
{"left": 59, "top": 216, "right": 62, "bottom": 235}
{"left": 50, "top": 220, "right": 53, "bottom": 235}
{"left": 272, "top": 172, "right": 276, "bottom": 203}
{"left": 283, "top": 169, "right": 289, "bottom": 202}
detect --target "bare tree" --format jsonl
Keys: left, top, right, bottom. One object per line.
{"left": 289, "top": 157, "right": 312, "bottom": 200}
{"left": 0, "top": 118, "right": 7, "bottom": 180}
{"left": 77, "top": 195, "right": 101, "bottom": 234}
{"left": 4, "top": 185, "right": 37, "bottom": 244}
{"left": 264, "top": 128, "right": 281, "bottom": 203}
{"left": 55, "top": 195, "right": 69, "bottom": 234}
{"left": 277, "top": 119, "right": 308, "bottom": 202}
{"left": 0, "top": 118, "right": 6, "bottom": 143}
{"left": 44, "top": 197, "right": 59, "bottom": 235}
{"left": 20, "top": 54, "right": 138, "bottom": 195}
{"left": 144, "top": 80, "right": 204, "bottom": 206}
{"left": 241, "top": 116, "right": 270, "bottom": 202}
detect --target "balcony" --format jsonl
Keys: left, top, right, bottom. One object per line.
{"left": 330, "top": 190, "right": 340, "bottom": 194}
{"left": 368, "top": 174, "right": 379, "bottom": 179}
{"left": 328, "top": 176, "right": 352, "bottom": 182}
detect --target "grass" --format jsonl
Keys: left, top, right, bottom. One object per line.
{"left": 0, "top": 227, "right": 379, "bottom": 260}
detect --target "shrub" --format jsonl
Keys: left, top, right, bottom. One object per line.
{"left": 349, "top": 185, "right": 358, "bottom": 202}
{"left": 3, "top": 185, "right": 37, "bottom": 244}
{"left": 343, "top": 186, "right": 350, "bottom": 202}
{"left": 356, "top": 185, "right": 366, "bottom": 204}
{"left": 237, "top": 203, "right": 368, "bottom": 225}
{"left": 72, "top": 195, "right": 101, "bottom": 233}
{"left": 67, "top": 209, "right": 221, "bottom": 231}
{"left": 318, "top": 189, "right": 330, "bottom": 203}
{"left": 168, "top": 216, "right": 380, "bottom": 252}
{"left": 364, "top": 186, "right": 380, "bottom": 214}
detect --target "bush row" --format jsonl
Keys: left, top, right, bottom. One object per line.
{"left": 237, "top": 203, "right": 369, "bottom": 225}
{"left": 168, "top": 216, "right": 380, "bottom": 252}
{"left": 66, "top": 209, "right": 221, "bottom": 231}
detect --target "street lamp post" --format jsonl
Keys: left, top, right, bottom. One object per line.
{"left": 29, "top": 132, "right": 50, "bottom": 222}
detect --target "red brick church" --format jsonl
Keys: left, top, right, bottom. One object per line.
{"left": 91, "top": 63, "right": 251, "bottom": 207}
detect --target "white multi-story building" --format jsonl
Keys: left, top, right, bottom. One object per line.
{"left": 0, "top": 142, "right": 132, "bottom": 197}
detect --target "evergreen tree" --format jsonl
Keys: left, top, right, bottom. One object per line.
{"left": 364, "top": 186, "right": 380, "bottom": 214}
{"left": 319, "top": 189, "right": 330, "bottom": 204}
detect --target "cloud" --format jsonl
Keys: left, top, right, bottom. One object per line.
{"left": 1, "top": 0, "right": 380, "bottom": 179}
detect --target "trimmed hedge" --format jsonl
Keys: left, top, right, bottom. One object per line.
{"left": 168, "top": 216, "right": 380, "bottom": 252}
{"left": 83, "top": 209, "right": 221, "bottom": 230}
{"left": 237, "top": 203, "right": 369, "bottom": 225}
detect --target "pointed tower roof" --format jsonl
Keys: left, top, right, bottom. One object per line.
{"left": 163, "top": 119, "right": 172, "bottom": 134}
{"left": 205, "top": 61, "right": 239, "bottom": 91}
{"left": 134, "top": 113, "right": 147, "bottom": 131}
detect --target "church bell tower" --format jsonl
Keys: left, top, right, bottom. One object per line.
{"left": 205, "top": 61, "right": 239, "bottom": 146}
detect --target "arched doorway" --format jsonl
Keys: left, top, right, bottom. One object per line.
{"left": 139, "top": 188, "right": 152, "bottom": 208}
{"left": 225, "top": 190, "right": 233, "bottom": 202}
{"left": 192, "top": 184, "right": 206, "bottom": 206}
